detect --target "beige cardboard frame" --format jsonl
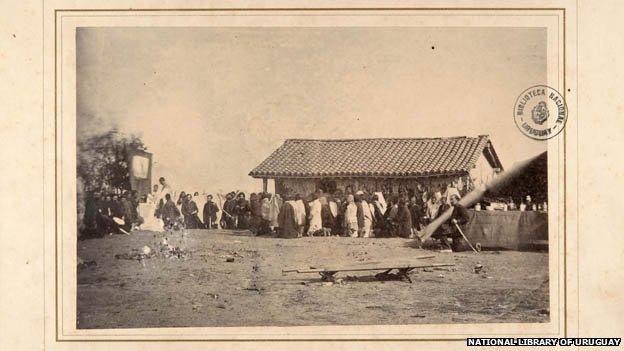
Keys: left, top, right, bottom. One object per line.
{"left": 35, "top": 0, "right": 581, "bottom": 349}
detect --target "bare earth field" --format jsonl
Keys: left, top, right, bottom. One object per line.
{"left": 77, "top": 229, "right": 549, "bottom": 329}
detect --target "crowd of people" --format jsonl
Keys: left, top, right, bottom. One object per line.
{"left": 273, "top": 188, "right": 458, "bottom": 240}
{"left": 141, "top": 179, "right": 459, "bottom": 239}
{"left": 82, "top": 190, "right": 144, "bottom": 237}
{"left": 81, "top": 176, "right": 543, "bottom": 250}
{"left": 148, "top": 179, "right": 473, "bottom": 250}
{"left": 145, "top": 186, "right": 271, "bottom": 233}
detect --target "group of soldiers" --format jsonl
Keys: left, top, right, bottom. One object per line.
{"left": 82, "top": 190, "right": 144, "bottom": 237}
{"left": 156, "top": 190, "right": 271, "bottom": 233}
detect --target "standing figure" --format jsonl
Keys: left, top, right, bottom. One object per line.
{"left": 259, "top": 194, "right": 272, "bottom": 235}
{"left": 155, "top": 178, "right": 173, "bottom": 216}
{"left": 303, "top": 195, "right": 312, "bottom": 235}
{"left": 161, "top": 193, "right": 182, "bottom": 230}
{"left": 371, "top": 194, "right": 386, "bottom": 236}
{"left": 384, "top": 197, "right": 399, "bottom": 237}
{"left": 158, "top": 177, "right": 173, "bottom": 193}
{"left": 409, "top": 196, "right": 424, "bottom": 232}
{"left": 320, "top": 195, "right": 336, "bottom": 236}
{"left": 425, "top": 192, "right": 442, "bottom": 223}
{"left": 202, "top": 195, "right": 220, "bottom": 229}
{"left": 177, "top": 191, "right": 187, "bottom": 208}
{"left": 221, "top": 193, "right": 237, "bottom": 229}
{"left": 524, "top": 195, "right": 534, "bottom": 211}
{"left": 344, "top": 194, "right": 358, "bottom": 237}
{"left": 507, "top": 198, "right": 517, "bottom": 211}
{"left": 249, "top": 193, "right": 263, "bottom": 235}
{"left": 307, "top": 192, "right": 323, "bottom": 235}
{"left": 355, "top": 192, "right": 373, "bottom": 238}
{"left": 182, "top": 193, "right": 203, "bottom": 229}
{"left": 234, "top": 193, "right": 251, "bottom": 229}
{"left": 293, "top": 194, "right": 307, "bottom": 237}
{"left": 333, "top": 197, "right": 344, "bottom": 236}
{"left": 268, "top": 193, "right": 282, "bottom": 231}
{"left": 395, "top": 197, "right": 413, "bottom": 237}
{"left": 277, "top": 196, "right": 298, "bottom": 238}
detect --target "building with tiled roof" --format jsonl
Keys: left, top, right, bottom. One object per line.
{"left": 250, "top": 135, "right": 503, "bottom": 197}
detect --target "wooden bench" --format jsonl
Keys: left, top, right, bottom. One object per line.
{"left": 283, "top": 257, "right": 454, "bottom": 283}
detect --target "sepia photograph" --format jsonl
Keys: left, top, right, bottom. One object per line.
{"left": 9, "top": 1, "right": 624, "bottom": 350}
{"left": 75, "top": 25, "right": 552, "bottom": 329}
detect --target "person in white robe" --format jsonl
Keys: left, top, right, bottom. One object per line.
{"left": 307, "top": 194, "right": 323, "bottom": 235}
{"left": 268, "top": 194, "right": 282, "bottom": 229}
{"left": 373, "top": 192, "right": 387, "bottom": 214}
{"left": 286, "top": 199, "right": 302, "bottom": 237}
{"left": 261, "top": 196, "right": 271, "bottom": 222}
{"left": 147, "top": 184, "right": 159, "bottom": 205}
{"left": 293, "top": 196, "right": 307, "bottom": 236}
{"left": 156, "top": 177, "right": 174, "bottom": 206}
{"left": 425, "top": 191, "right": 443, "bottom": 221}
{"left": 141, "top": 183, "right": 165, "bottom": 231}
{"left": 359, "top": 195, "right": 373, "bottom": 238}
{"left": 344, "top": 194, "right": 358, "bottom": 238}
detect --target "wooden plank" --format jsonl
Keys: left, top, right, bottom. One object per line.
{"left": 282, "top": 255, "right": 436, "bottom": 273}
{"left": 293, "top": 263, "right": 454, "bottom": 274}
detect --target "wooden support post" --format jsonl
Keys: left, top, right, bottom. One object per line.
{"left": 319, "top": 271, "right": 337, "bottom": 282}
{"left": 397, "top": 268, "right": 415, "bottom": 283}
{"left": 262, "top": 178, "right": 268, "bottom": 193}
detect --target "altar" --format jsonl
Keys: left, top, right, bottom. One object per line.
{"left": 462, "top": 210, "right": 548, "bottom": 250}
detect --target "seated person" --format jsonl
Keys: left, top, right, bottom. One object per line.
{"left": 433, "top": 194, "right": 469, "bottom": 251}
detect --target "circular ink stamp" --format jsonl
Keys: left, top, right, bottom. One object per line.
{"left": 514, "top": 85, "right": 568, "bottom": 140}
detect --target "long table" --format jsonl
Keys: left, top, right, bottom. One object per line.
{"left": 462, "top": 210, "right": 548, "bottom": 250}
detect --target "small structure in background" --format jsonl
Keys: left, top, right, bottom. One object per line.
{"left": 249, "top": 135, "right": 503, "bottom": 197}
{"left": 127, "top": 148, "right": 153, "bottom": 199}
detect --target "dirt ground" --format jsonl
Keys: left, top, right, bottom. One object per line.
{"left": 77, "top": 229, "right": 549, "bottom": 329}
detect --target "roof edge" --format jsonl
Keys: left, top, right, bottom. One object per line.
{"left": 284, "top": 135, "right": 489, "bottom": 142}
{"left": 249, "top": 171, "right": 468, "bottom": 179}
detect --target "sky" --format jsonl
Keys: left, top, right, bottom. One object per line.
{"left": 77, "top": 26, "right": 547, "bottom": 194}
